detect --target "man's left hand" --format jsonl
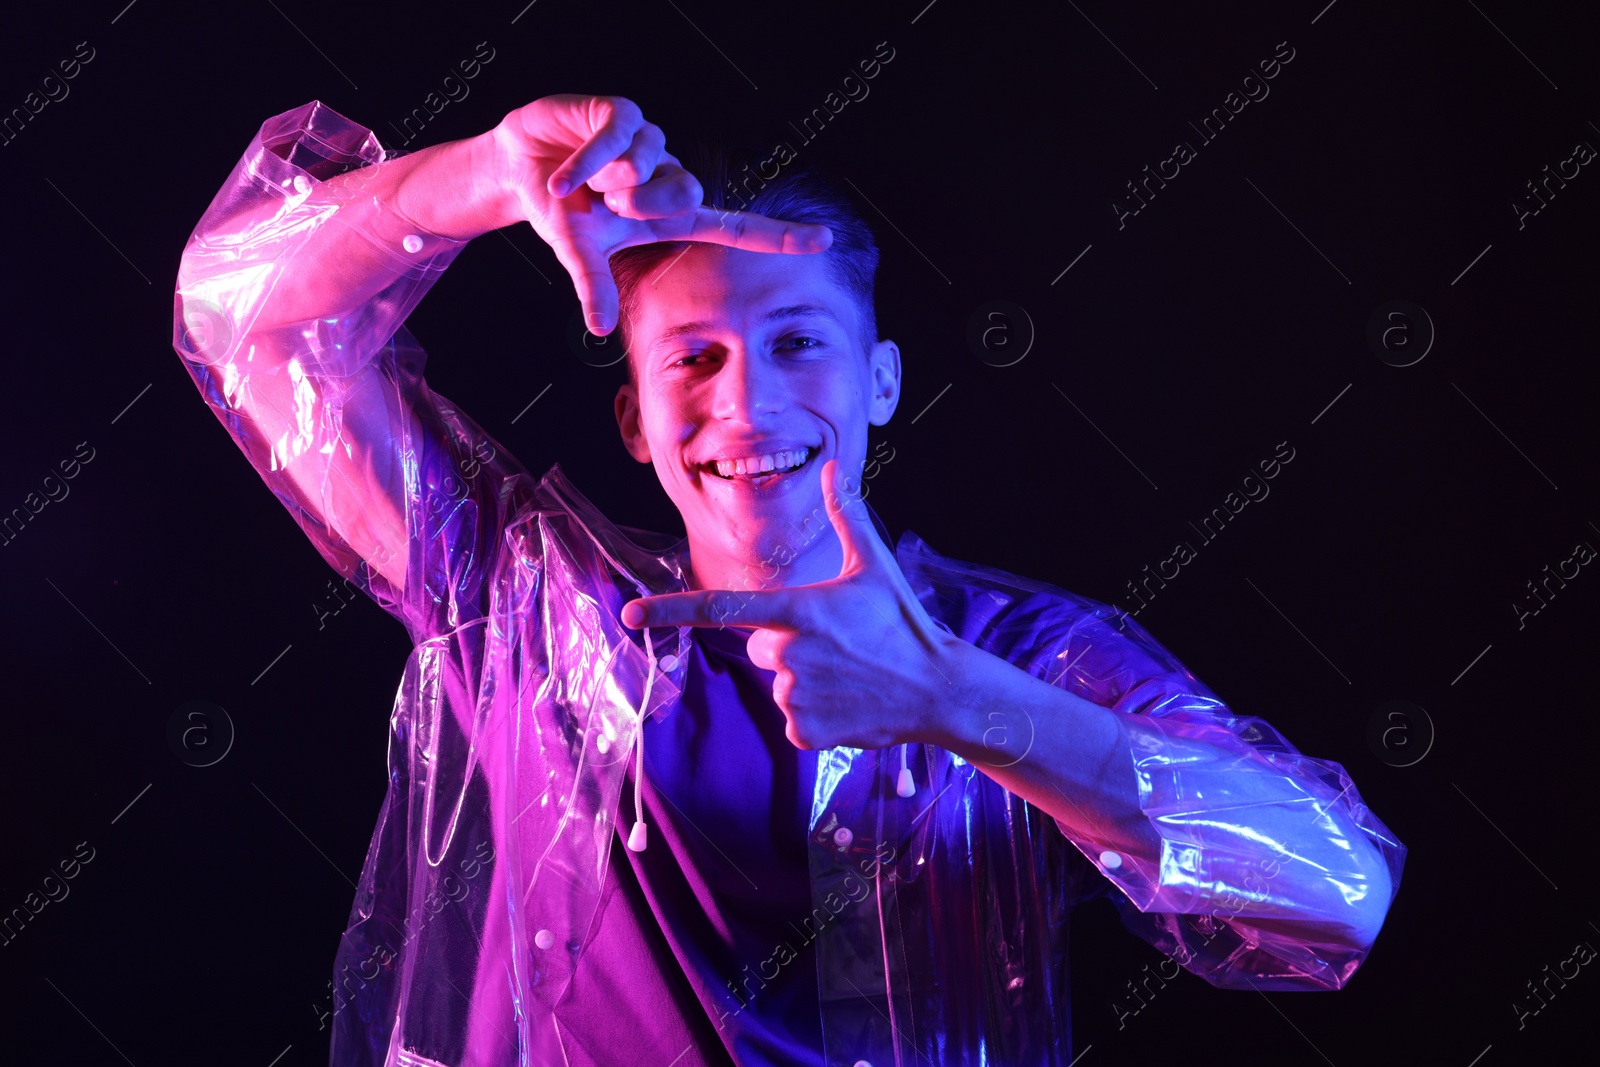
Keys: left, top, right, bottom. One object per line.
{"left": 620, "top": 460, "right": 963, "bottom": 750}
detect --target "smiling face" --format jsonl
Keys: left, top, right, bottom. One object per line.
{"left": 613, "top": 244, "right": 900, "bottom": 591}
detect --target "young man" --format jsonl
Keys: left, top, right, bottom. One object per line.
{"left": 174, "top": 94, "right": 1404, "bottom": 1067}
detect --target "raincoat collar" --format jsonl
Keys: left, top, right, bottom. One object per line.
{"left": 536, "top": 462, "right": 693, "bottom": 600}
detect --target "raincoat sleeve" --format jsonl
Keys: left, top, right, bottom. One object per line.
{"left": 171, "top": 100, "right": 530, "bottom": 640}
{"left": 1027, "top": 600, "right": 1405, "bottom": 992}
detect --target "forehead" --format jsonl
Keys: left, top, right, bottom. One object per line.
{"left": 630, "top": 245, "right": 854, "bottom": 348}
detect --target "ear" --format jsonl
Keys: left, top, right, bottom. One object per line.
{"left": 867, "top": 339, "right": 901, "bottom": 427}
{"left": 614, "top": 382, "right": 653, "bottom": 463}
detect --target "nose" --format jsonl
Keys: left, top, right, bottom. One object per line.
{"left": 711, "top": 346, "right": 783, "bottom": 423}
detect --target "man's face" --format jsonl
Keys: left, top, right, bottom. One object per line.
{"left": 614, "top": 244, "right": 900, "bottom": 579}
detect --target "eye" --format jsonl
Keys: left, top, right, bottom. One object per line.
{"left": 779, "top": 334, "right": 825, "bottom": 352}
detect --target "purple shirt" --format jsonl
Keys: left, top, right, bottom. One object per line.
{"left": 555, "top": 622, "right": 825, "bottom": 1066}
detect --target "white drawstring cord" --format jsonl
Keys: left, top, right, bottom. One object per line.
{"left": 626, "top": 626, "right": 658, "bottom": 852}
{"left": 543, "top": 481, "right": 675, "bottom": 855}
{"left": 897, "top": 742, "right": 916, "bottom": 798}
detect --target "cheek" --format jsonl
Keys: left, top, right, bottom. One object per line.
{"left": 817, "top": 378, "right": 869, "bottom": 449}
{"left": 640, "top": 394, "right": 695, "bottom": 456}
{"left": 795, "top": 366, "right": 864, "bottom": 420}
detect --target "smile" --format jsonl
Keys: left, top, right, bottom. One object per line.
{"left": 705, "top": 446, "right": 819, "bottom": 484}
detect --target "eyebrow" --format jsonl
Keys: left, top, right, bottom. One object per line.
{"left": 646, "top": 304, "right": 842, "bottom": 353}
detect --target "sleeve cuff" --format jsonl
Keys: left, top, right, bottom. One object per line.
{"left": 244, "top": 100, "right": 467, "bottom": 278}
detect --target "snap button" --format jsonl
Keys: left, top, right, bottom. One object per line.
{"left": 833, "top": 827, "right": 853, "bottom": 848}
{"left": 1099, "top": 850, "right": 1122, "bottom": 870}
{"left": 659, "top": 653, "right": 678, "bottom": 672}
{"left": 595, "top": 735, "right": 610, "bottom": 754}
{"left": 402, "top": 234, "right": 424, "bottom": 254}
{"left": 853, "top": 1060, "right": 873, "bottom": 1067}
{"left": 534, "top": 929, "right": 555, "bottom": 950}
{"left": 292, "top": 175, "right": 310, "bottom": 195}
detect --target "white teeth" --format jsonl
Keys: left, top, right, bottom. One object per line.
{"left": 711, "top": 448, "right": 812, "bottom": 479}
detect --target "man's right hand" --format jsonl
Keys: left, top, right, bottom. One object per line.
{"left": 476, "top": 94, "right": 832, "bottom": 336}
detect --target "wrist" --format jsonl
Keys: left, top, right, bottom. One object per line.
{"left": 465, "top": 125, "right": 524, "bottom": 234}
{"left": 918, "top": 637, "right": 996, "bottom": 752}
{"left": 929, "top": 638, "right": 1117, "bottom": 774}
{"left": 391, "top": 130, "right": 518, "bottom": 242}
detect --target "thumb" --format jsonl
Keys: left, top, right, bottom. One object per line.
{"left": 822, "top": 458, "right": 878, "bottom": 574}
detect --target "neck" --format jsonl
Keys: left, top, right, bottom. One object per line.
{"left": 684, "top": 521, "right": 844, "bottom": 595}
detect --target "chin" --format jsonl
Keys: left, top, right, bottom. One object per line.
{"left": 682, "top": 509, "right": 796, "bottom": 584}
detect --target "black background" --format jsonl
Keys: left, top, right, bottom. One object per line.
{"left": 1, "top": 1, "right": 1596, "bottom": 1064}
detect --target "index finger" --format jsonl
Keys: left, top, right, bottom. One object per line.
{"left": 622, "top": 587, "right": 802, "bottom": 630}
{"left": 646, "top": 205, "right": 833, "bottom": 255}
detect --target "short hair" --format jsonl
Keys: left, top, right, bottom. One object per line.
{"left": 608, "top": 142, "right": 881, "bottom": 385}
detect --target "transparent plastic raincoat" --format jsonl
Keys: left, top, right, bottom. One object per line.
{"left": 172, "top": 101, "right": 1405, "bottom": 1067}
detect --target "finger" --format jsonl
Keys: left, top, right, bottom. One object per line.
{"left": 771, "top": 671, "right": 795, "bottom": 716}
{"left": 644, "top": 204, "right": 833, "bottom": 255}
{"left": 548, "top": 236, "right": 620, "bottom": 335}
{"left": 821, "top": 458, "right": 883, "bottom": 574}
{"left": 745, "top": 627, "right": 784, "bottom": 672}
{"left": 601, "top": 162, "right": 704, "bottom": 220}
{"left": 547, "top": 97, "right": 645, "bottom": 198}
{"left": 784, "top": 717, "right": 813, "bottom": 751}
{"left": 585, "top": 122, "right": 667, "bottom": 194}
{"left": 622, "top": 587, "right": 802, "bottom": 631}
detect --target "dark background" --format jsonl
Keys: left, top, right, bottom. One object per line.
{"left": 1, "top": 1, "right": 1595, "bottom": 1063}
